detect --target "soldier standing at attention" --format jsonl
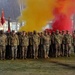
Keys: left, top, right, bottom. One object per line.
{"left": 51, "top": 31, "right": 55, "bottom": 57}
{"left": 0, "top": 30, "right": 7, "bottom": 60}
{"left": 21, "top": 31, "right": 29, "bottom": 59}
{"left": 33, "top": 31, "right": 40, "bottom": 59}
{"left": 54, "top": 30, "right": 61, "bottom": 57}
{"left": 64, "top": 30, "right": 73, "bottom": 57}
{"left": 61, "top": 31, "right": 65, "bottom": 56}
{"left": 9, "top": 30, "right": 19, "bottom": 60}
{"left": 28, "top": 32, "right": 34, "bottom": 58}
{"left": 39, "top": 32, "right": 45, "bottom": 58}
{"left": 44, "top": 32, "right": 51, "bottom": 58}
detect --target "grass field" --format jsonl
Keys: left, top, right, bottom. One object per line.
{"left": 0, "top": 55, "right": 75, "bottom": 75}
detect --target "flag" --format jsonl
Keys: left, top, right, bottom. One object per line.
{"left": 1, "top": 9, "right": 5, "bottom": 25}
{"left": 8, "top": 17, "right": 11, "bottom": 32}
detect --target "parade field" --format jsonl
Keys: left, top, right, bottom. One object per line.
{"left": 0, "top": 55, "right": 75, "bottom": 75}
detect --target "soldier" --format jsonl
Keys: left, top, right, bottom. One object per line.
{"left": 9, "top": 30, "right": 19, "bottom": 60}
{"left": 17, "top": 32, "right": 23, "bottom": 59}
{"left": 51, "top": 31, "right": 55, "bottom": 57}
{"left": 64, "top": 30, "right": 73, "bottom": 57}
{"left": 54, "top": 30, "right": 62, "bottom": 57}
{"left": 39, "top": 32, "right": 44, "bottom": 58}
{"left": 0, "top": 30, "right": 7, "bottom": 60}
{"left": 72, "top": 30, "right": 75, "bottom": 54}
{"left": 28, "top": 32, "right": 34, "bottom": 58}
{"left": 20, "top": 31, "right": 29, "bottom": 59}
{"left": 33, "top": 31, "right": 40, "bottom": 59}
{"left": 43, "top": 32, "right": 51, "bottom": 58}
{"left": 61, "top": 30, "right": 65, "bottom": 56}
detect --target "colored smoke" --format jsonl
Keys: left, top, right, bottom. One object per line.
{"left": 19, "top": 0, "right": 75, "bottom": 32}
{"left": 52, "top": 0, "right": 75, "bottom": 31}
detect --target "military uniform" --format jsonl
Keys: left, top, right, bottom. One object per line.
{"left": 9, "top": 34, "right": 19, "bottom": 59}
{"left": 33, "top": 34, "right": 40, "bottom": 59}
{"left": 61, "top": 33, "right": 65, "bottom": 56}
{"left": 21, "top": 34, "right": 29, "bottom": 59}
{"left": 43, "top": 34, "right": 51, "bottom": 58}
{"left": 64, "top": 33, "right": 73, "bottom": 57}
{"left": 51, "top": 32, "right": 55, "bottom": 57}
{"left": 17, "top": 32, "right": 22, "bottom": 59}
{"left": 0, "top": 34, "right": 7, "bottom": 60}
{"left": 39, "top": 33, "right": 44, "bottom": 58}
{"left": 54, "top": 33, "right": 62, "bottom": 57}
{"left": 28, "top": 32, "right": 34, "bottom": 58}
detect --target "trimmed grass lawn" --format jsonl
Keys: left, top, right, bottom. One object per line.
{"left": 0, "top": 55, "right": 75, "bottom": 75}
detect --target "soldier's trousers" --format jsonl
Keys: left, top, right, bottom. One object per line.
{"left": 65, "top": 44, "right": 71, "bottom": 57}
{"left": 61, "top": 44, "right": 65, "bottom": 56}
{"left": 55, "top": 44, "right": 61, "bottom": 57}
{"left": 21, "top": 46, "right": 28, "bottom": 59}
{"left": 11, "top": 46, "right": 17, "bottom": 59}
{"left": 33, "top": 44, "right": 38, "bottom": 59}
{"left": 0, "top": 46, "right": 6, "bottom": 60}
{"left": 44, "top": 45, "right": 50, "bottom": 58}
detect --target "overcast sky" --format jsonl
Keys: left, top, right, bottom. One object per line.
{"left": 0, "top": 0, "right": 20, "bottom": 20}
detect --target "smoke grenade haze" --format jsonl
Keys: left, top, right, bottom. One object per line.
{"left": 19, "top": 0, "right": 75, "bottom": 32}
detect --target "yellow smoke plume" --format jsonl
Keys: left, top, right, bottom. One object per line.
{"left": 18, "top": 0, "right": 75, "bottom": 32}
{"left": 19, "top": 0, "right": 56, "bottom": 31}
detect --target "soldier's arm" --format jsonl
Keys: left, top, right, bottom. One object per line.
{"left": 5, "top": 36, "right": 7, "bottom": 46}
{"left": 16, "top": 35, "right": 19, "bottom": 46}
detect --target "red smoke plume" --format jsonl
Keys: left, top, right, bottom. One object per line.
{"left": 52, "top": 0, "right": 75, "bottom": 32}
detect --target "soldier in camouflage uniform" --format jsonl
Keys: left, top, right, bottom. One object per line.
{"left": 43, "top": 32, "right": 51, "bottom": 58}
{"left": 61, "top": 31, "right": 65, "bottom": 56}
{"left": 20, "top": 31, "right": 29, "bottom": 59}
{"left": 0, "top": 30, "right": 7, "bottom": 60}
{"left": 33, "top": 31, "right": 40, "bottom": 59}
{"left": 51, "top": 31, "right": 55, "bottom": 57}
{"left": 28, "top": 32, "right": 34, "bottom": 58}
{"left": 9, "top": 30, "right": 19, "bottom": 60}
{"left": 54, "top": 30, "right": 62, "bottom": 57}
{"left": 39, "top": 32, "right": 44, "bottom": 58}
{"left": 64, "top": 30, "right": 73, "bottom": 57}
{"left": 17, "top": 32, "right": 23, "bottom": 59}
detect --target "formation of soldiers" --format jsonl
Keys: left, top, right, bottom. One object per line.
{"left": 0, "top": 30, "right": 75, "bottom": 60}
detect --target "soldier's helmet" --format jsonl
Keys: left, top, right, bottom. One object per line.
{"left": 12, "top": 30, "right": 16, "bottom": 35}
{"left": 56, "top": 30, "right": 59, "bottom": 34}
{"left": 66, "top": 30, "right": 69, "bottom": 34}
{"left": 1, "top": 30, "right": 4, "bottom": 34}
{"left": 33, "top": 30, "right": 37, "bottom": 35}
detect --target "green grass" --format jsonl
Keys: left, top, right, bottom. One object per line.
{"left": 0, "top": 55, "right": 75, "bottom": 75}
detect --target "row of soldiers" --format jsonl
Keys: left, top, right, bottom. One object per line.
{"left": 0, "top": 30, "right": 75, "bottom": 60}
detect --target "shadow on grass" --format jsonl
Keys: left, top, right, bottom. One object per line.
{"left": 50, "top": 60, "right": 75, "bottom": 70}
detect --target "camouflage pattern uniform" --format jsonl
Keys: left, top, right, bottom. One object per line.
{"left": 54, "top": 30, "right": 62, "bottom": 57}
{"left": 51, "top": 31, "right": 55, "bottom": 57}
{"left": 9, "top": 31, "right": 19, "bottom": 59}
{"left": 0, "top": 31, "right": 7, "bottom": 60}
{"left": 33, "top": 31, "right": 40, "bottom": 59}
{"left": 21, "top": 31, "right": 29, "bottom": 59}
{"left": 39, "top": 32, "right": 44, "bottom": 58}
{"left": 43, "top": 32, "right": 51, "bottom": 58}
{"left": 61, "top": 31, "right": 65, "bottom": 56}
{"left": 64, "top": 31, "right": 73, "bottom": 57}
{"left": 28, "top": 32, "right": 34, "bottom": 58}
{"left": 17, "top": 32, "right": 22, "bottom": 59}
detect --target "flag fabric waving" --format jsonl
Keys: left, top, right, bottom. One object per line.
{"left": 1, "top": 9, "right": 5, "bottom": 25}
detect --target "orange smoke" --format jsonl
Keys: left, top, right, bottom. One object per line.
{"left": 19, "top": 0, "right": 56, "bottom": 31}
{"left": 19, "top": 0, "right": 75, "bottom": 31}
